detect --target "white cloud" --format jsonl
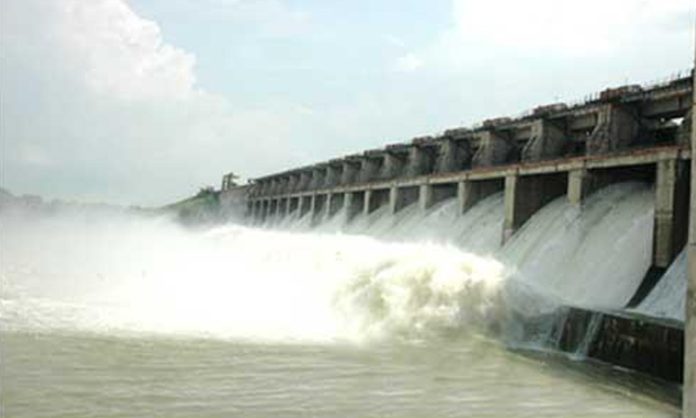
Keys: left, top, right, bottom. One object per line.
{"left": 1, "top": 0, "right": 307, "bottom": 205}
{"left": 396, "top": 53, "right": 424, "bottom": 72}
{"left": 58, "top": 0, "right": 198, "bottom": 101}
{"left": 451, "top": 0, "right": 693, "bottom": 54}
{"left": 384, "top": 34, "right": 407, "bottom": 49}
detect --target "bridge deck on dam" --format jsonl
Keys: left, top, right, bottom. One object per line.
{"left": 251, "top": 145, "right": 689, "bottom": 196}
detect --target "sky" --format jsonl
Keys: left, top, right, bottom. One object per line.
{"left": 1, "top": 0, "right": 694, "bottom": 206}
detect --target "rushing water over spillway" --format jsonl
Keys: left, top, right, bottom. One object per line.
{"left": 0, "top": 182, "right": 681, "bottom": 417}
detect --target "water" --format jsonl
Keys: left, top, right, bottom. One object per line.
{"left": 633, "top": 249, "right": 687, "bottom": 322}
{"left": 0, "top": 182, "right": 679, "bottom": 417}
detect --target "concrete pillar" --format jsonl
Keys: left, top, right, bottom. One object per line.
{"left": 256, "top": 201, "right": 263, "bottom": 221}
{"left": 586, "top": 104, "right": 640, "bottom": 156}
{"left": 326, "top": 193, "right": 345, "bottom": 218}
{"left": 311, "top": 194, "right": 326, "bottom": 221}
{"left": 389, "top": 186, "right": 419, "bottom": 213}
{"left": 299, "top": 172, "right": 312, "bottom": 191}
{"left": 270, "top": 179, "right": 279, "bottom": 196}
{"left": 288, "top": 174, "right": 299, "bottom": 192}
{"left": 342, "top": 160, "right": 360, "bottom": 185}
{"left": 458, "top": 179, "right": 503, "bottom": 214}
{"left": 250, "top": 200, "right": 258, "bottom": 220}
{"left": 279, "top": 198, "right": 289, "bottom": 218}
{"left": 389, "top": 187, "right": 398, "bottom": 214}
{"left": 326, "top": 165, "right": 342, "bottom": 188}
{"left": 407, "top": 146, "right": 430, "bottom": 177}
{"left": 567, "top": 169, "right": 593, "bottom": 206}
{"left": 686, "top": 34, "right": 696, "bottom": 416}
{"left": 382, "top": 153, "right": 404, "bottom": 180}
{"left": 289, "top": 197, "right": 299, "bottom": 214}
{"left": 279, "top": 177, "right": 290, "bottom": 195}
{"left": 309, "top": 194, "right": 317, "bottom": 217}
{"left": 419, "top": 184, "right": 434, "bottom": 211}
{"left": 360, "top": 157, "right": 380, "bottom": 183}
{"left": 654, "top": 159, "right": 690, "bottom": 268}
{"left": 436, "top": 134, "right": 471, "bottom": 173}
{"left": 310, "top": 168, "right": 326, "bottom": 190}
{"left": 521, "top": 119, "right": 565, "bottom": 162}
{"left": 503, "top": 174, "right": 566, "bottom": 243}
{"left": 345, "top": 192, "right": 364, "bottom": 221}
{"left": 261, "top": 200, "right": 269, "bottom": 221}
{"left": 299, "top": 196, "right": 311, "bottom": 217}
{"left": 364, "top": 190, "right": 373, "bottom": 215}
{"left": 257, "top": 181, "right": 266, "bottom": 197}
{"left": 364, "top": 189, "right": 388, "bottom": 214}
{"left": 472, "top": 130, "right": 512, "bottom": 168}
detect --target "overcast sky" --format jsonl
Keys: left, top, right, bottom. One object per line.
{"left": 1, "top": 0, "right": 694, "bottom": 206}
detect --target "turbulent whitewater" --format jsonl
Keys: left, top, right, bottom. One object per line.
{"left": 1, "top": 182, "right": 659, "bottom": 342}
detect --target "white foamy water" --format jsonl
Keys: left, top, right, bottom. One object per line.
{"left": 500, "top": 182, "right": 655, "bottom": 310}
{"left": 0, "top": 209, "right": 509, "bottom": 343}
{"left": 265, "top": 182, "right": 655, "bottom": 313}
{"left": 633, "top": 249, "right": 687, "bottom": 322}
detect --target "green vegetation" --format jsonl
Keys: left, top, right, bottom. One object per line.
{"left": 162, "top": 186, "right": 221, "bottom": 224}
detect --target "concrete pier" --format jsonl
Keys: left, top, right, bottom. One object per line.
{"left": 364, "top": 189, "right": 389, "bottom": 214}
{"left": 567, "top": 169, "right": 594, "bottom": 206}
{"left": 345, "top": 191, "right": 364, "bottom": 220}
{"left": 327, "top": 193, "right": 344, "bottom": 218}
{"left": 389, "top": 186, "right": 419, "bottom": 214}
{"left": 436, "top": 132, "right": 470, "bottom": 173}
{"left": 382, "top": 149, "right": 406, "bottom": 179}
{"left": 299, "top": 196, "right": 311, "bottom": 218}
{"left": 458, "top": 179, "right": 503, "bottom": 214}
{"left": 359, "top": 155, "right": 381, "bottom": 182}
{"left": 341, "top": 159, "right": 360, "bottom": 185}
{"left": 654, "top": 160, "right": 689, "bottom": 268}
{"left": 419, "top": 183, "right": 458, "bottom": 210}
{"left": 685, "top": 42, "right": 695, "bottom": 418}
{"left": 587, "top": 103, "right": 641, "bottom": 155}
{"left": 503, "top": 174, "right": 566, "bottom": 243}
{"left": 521, "top": 119, "right": 565, "bottom": 162}
{"left": 472, "top": 129, "right": 512, "bottom": 167}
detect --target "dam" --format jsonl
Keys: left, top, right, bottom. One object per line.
{"left": 221, "top": 70, "right": 696, "bottom": 410}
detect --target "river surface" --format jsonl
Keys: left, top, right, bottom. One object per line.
{"left": 0, "top": 184, "right": 681, "bottom": 417}
{"left": 1, "top": 330, "right": 678, "bottom": 417}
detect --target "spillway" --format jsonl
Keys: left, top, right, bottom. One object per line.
{"left": 261, "top": 182, "right": 657, "bottom": 315}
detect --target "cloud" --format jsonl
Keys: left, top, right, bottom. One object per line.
{"left": 59, "top": 0, "right": 198, "bottom": 101}
{"left": 1, "top": 0, "right": 306, "bottom": 205}
{"left": 450, "top": 0, "right": 693, "bottom": 54}
{"left": 395, "top": 53, "right": 424, "bottom": 72}
{"left": 384, "top": 34, "right": 407, "bottom": 49}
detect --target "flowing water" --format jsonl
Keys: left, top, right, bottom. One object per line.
{"left": 0, "top": 182, "right": 681, "bottom": 417}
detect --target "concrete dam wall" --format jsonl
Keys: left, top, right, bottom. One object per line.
{"left": 237, "top": 73, "right": 692, "bottom": 269}
{"left": 221, "top": 73, "right": 694, "bottom": 384}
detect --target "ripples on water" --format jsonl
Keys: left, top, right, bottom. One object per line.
{"left": 2, "top": 332, "right": 678, "bottom": 418}
{"left": 0, "top": 183, "right": 680, "bottom": 417}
